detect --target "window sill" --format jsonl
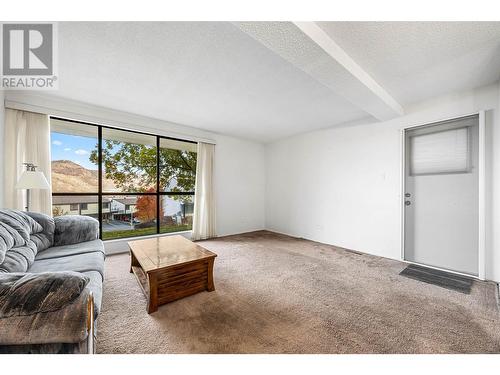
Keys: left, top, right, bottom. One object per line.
{"left": 103, "top": 230, "right": 193, "bottom": 255}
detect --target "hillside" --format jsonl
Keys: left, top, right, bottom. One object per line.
{"left": 51, "top": 160, "right": 117, "bottom": 192}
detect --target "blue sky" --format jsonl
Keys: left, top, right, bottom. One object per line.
{"left": 51, "top": 132, "right": 98, "bottom": 170}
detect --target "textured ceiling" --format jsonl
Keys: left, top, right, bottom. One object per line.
{"left": 235, "top": 21, "right": 404, "bottom": 121}
{"left": 317, "top": 22, "right": 500, "bottom": 106}
{"left": 53, "top": 22, "right": 367, "bottom": 142}
{"left": 44, "top": 22, "right": 500, "bottom": 142}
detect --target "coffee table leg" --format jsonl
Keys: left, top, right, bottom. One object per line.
{"left": 129, "top": 250, "right": 139, "bottom": 273}
{"left": 147, "top": 273, "right": 158, "bottom": 314}
{"left": 207, "top": 258, "right": 215, "bottom": 292}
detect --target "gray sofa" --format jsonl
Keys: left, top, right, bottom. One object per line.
{"left": 0, "top": 209, "right": 105, "bottom": 354}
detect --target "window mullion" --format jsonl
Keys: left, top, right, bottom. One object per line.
{"left": 156, "top": 136, "right": 160, "bottom": 234}
{"left": 98, "top": 125, "right": 103, "bottom": 239}
{"left": 51, "top": 117, "right": 196, "bottom": 240}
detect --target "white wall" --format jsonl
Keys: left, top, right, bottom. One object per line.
{"left": 214, "top": 134, "right": 266, "bottom": 236}
{"left": 2, "top": 93, "right": 266, "bottom": 238}
{"left": 265, "top": 82, "right": 500, "bottom": 282}
{"left": 105, "top": 137, "right": 266, "bottom": 255}
{"left": 6, "top": 83, "right": 500, "bottom": 280}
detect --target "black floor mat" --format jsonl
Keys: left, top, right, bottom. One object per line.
{"left": 400, "top": 264, "right": 473, "bottom": 294}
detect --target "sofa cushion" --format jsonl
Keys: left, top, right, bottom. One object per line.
{"left": 0, "top": 209, "right": 42, "bottom": 242}
{"left": 0, "top": 210, "right": 45, "bottom": 272}
{"left": 0, "top": 224, "right": 12, "bottom": 264}
{"left": 26, "top": 212, "right": 55, "bottom": 252}
{"left": 0, "top": 221, "right": 25, "bottom": 246}
{"left": 29, "top": 251, "right": 105, "bottom": 280}
{"left": 54, "top": 216, "right": 99, "bottom": 247}
{"left": 0, "top": 271, "right": 89, "bottom": 318}
{"left": 35, "top": 239, "right": 105, "bottom": 261}
{"left": 0, "top": 222, "right": 24, "bottom": 264}
{"left": 32, "top": 241, "right": 105, "bottom": 316}
{"left": 0, "top": 240, "right": 38, "bottom": 273}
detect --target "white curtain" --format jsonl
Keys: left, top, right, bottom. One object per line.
{"left": 192, "top": 142, "right": 216, "bottom": 240}
{"left": 4, "top": 109, "right": 52, "bottom": 215}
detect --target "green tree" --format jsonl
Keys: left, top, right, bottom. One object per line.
{"left": 89, "top": 141, "right": 196, "bottom": 194}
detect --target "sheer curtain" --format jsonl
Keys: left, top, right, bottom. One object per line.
{"left": 192, "top": 142, "right": 216, "bottom": 240}
{"left": 4, "top": 109, "right": 52, "bottom": 215}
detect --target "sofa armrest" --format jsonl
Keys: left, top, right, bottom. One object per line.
{"left": 54, "top": 215, "right": 99, "bottom": 246}
{"left": 0, "top": 272, "right": 93, "bottom": 349}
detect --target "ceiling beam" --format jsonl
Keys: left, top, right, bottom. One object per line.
{"left": 293, "top": 22, "right": 404, "bottom": 120}
{"left": 234, "top": 22, "right": 404, "bottom": 121}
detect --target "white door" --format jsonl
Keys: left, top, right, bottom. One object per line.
{"left": 404, "top": 115, "right": 479, "bottom": 276}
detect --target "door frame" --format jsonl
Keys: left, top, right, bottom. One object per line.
{"left": 400, "top": 111, "right": 486, "bottom": 280}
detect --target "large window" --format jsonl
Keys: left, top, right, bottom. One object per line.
{"left": 50, "top": 118, "right": 197, "bottom": 240}
{"left": 159, "top": 138, "right": 196, "bottom": 234}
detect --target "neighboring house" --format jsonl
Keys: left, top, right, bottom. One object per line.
{"left": 53, "top": 195, "right": 193, "bottom": 225}
{"left": 53, "top": 196, "right": 137, "bottom": 222}
{"left": 110, "top": 197, "right": 137, "bottom": 222}
{"left": 52, "top": 196, "right": 110, "bottom": 218}
{"left": 162, "top": 196, "right": 194, "bottom": 225}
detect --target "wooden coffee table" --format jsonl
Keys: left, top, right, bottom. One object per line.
{"left": 128, "top": 235, "right": 217, "bottom": 313}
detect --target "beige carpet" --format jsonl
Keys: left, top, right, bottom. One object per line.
{"left": 96, "top": 231, "right": 500, "bottom": 354}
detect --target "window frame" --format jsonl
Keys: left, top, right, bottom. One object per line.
{"left": 50, "top": 116, "right": 197, "bottom": 240}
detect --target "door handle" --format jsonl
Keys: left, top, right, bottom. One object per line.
{"left": 405, "top": 201, "right": 411, "bottom": 206}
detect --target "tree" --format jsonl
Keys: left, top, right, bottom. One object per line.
{"left": 135, "top": 188, "right": 162, "bottom": 222}
{"left": 89, "top": 141, "right": 196, "bottom": 196}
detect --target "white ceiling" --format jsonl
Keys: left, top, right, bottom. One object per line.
{"left": 45, "top": 22, "right": 500, "bottom": 142}
{"left": 53, "top": 22, "right": 366, "bottom": 142}
{"left": 316, "top": 22, "right": 500, "bottom": 106}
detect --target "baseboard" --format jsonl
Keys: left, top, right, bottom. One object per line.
{"left": 263, "top": 228, "right": 397, "bottom": 261}
{"left": 215, "top": 227, "right": 267, "bottom": 238}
